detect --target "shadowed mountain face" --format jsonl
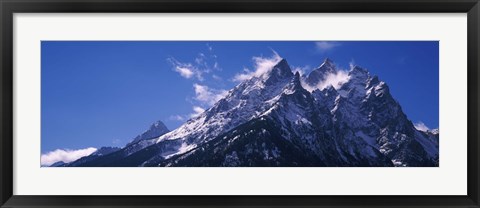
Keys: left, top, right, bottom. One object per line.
{"left": 66, "top": 58, "right": 438, "bottom": 167}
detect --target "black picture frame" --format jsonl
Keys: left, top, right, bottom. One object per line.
{"left": 1, "top": 0, "right": 479, "bottom": 207}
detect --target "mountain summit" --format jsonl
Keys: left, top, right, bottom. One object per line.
{"left": 305, "top": 58, "right": 337, "bottom": 86}
{"left": 67, "top": 58, "right": 439, "bottom": 167}
{"left": 127, "top": 120, "right": 169, "bottom": 146}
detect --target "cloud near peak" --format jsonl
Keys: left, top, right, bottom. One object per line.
{"left": 193, "top": 83, "right": 228, "bottom": 106}
{"left": 190, "top": 106, "right": 206, "bottom": 118}
{"left": 317, "top": 70, "right": 350, "bottom": 90}
{"left": 233, "top": 50, "right": 283, "bottom": 82}
{"left": 301, "top": 70, "right": 350, "bottom": 92}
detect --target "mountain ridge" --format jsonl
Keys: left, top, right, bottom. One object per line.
{"left": 65, "top": 57, "right": 438, "bottom": 167}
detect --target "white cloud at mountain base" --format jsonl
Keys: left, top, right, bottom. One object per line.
{"left": 41, "top": 147, "right": 97, "bottom": 166}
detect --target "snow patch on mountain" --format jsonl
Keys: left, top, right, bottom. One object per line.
{"left": 414, "top": 121, "right": 431, "bottom": 132}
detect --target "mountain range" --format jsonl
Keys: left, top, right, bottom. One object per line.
{"left": 60, "top": 58, "right": 439, "bottom": 167}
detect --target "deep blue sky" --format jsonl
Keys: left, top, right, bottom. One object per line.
{"left": 41, "top": 41, "right": 439, "bottom": 153}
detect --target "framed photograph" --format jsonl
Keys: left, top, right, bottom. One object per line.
{"left": 1, "top": 0, "right": 479, "bottom": 207}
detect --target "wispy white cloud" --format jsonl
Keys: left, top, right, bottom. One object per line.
{"left": 317, "top": 70, "right": 350, "bottom": 90}
{"left": 232, "top": 50, "right": 282, "bottom": 82}
{"left": 169, "top": 106, "right": 207, "bottom": 121}
{"left": 315, "top": 41, "right": 341, "bottom": 52}
{"left": 232, "top": 73, "right": 253, "bottom": 82}
{"left": 193, "top": 83, "right": 228, "bottom": 106}
{"left": 213, "top": 61, "right": 221, "bottom": 71}
{"left": 167, "top": 57, "right": 203, "bottom": 80}
{"left": 206, "top": 43, "right": 213, "bottom": 52}
{"left": 176, "top": 66, "right": 195, "bottom": 78}
{"left": 167, "top": 44, "right": 228, "bottom": 121}
{"left": 349, "top": 59, "right": 356, "bottom": 69}
{"left": 301, "top": 70, "right": 350, "bottom": 92}
{"left": 414, "top": 122, "right": 430, "bottom": 132}
{"left": 292, "top": 65, "right": 311, "bottom": 76}
{"left": 190, "top": 106, "right": 205, "bottom": 118}
{"left": 167, "top": 44, "right": 222, "bottom": 81}
{"left": 212, "top": 74, "right": 223, "bottom": 81}
{"left": 169, "top": 115, "right": 187, "bottom": 121}
{"left": 41, "top": 147, "right": 97, "bottom": 166}
{"left": 195, "top": 53, "right": 206, "bottom": 65}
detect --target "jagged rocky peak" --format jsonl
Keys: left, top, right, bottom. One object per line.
{"left": 373, "top": 81, "right": 390, "bottom": 95}
{"left": 263, "top": 58, "right": 293, "bottom": 85}
{"left": 293, "top": 71, "right": 302, "bottom": 87}
{"left": 317, "top": 86, "right": 340, "bottom": 109}
{"left": 275, "top": 58, "right": 290, "bottom": 69}
{"left": 349, "top": 65, "right": 369, "bottom": 80}
{"left": 366, "top": 75, "right": 380, "bottom": 89}
{"left": 127, "top": 120, "right": 170, "bottom": 146}
{"left": 306, "top": 58, "right": 337, "bottom": 85}
{"left": 66, "top": 56, "right": 439, "bottom": 167}
{"left": 146, "top": 120, "right": 169, "bottom": 135}
{"left": 282, "top": 71, "right": 306, "bottom": 95}
{"left": 323, "top": 85, "right": 338, "bottom": 96}
{"left": 322, "top": 57, "right": 335, "bottom": 67}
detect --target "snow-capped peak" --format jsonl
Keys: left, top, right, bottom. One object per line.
{"left": 305, "top": 58, "right": 337, "bottom": 86}
{"left": 366, "top": 75, "right": 380, "bottom": 89}
{"left": 282, "top": 71, "right": 305, "bottom": 95}
{"left": 127, "top": 120, "right": 169, "bottom": 146}
{"left": 320, "top": 58, "right": 335, "bottom": 68}
{"left": 151, "top": 120, "right": 167, "bottom": 129}
{"left": 349, "top": 65, "right": 369, "bottom": 79}
{"left": 153, "top": 58, "right": 295, "bottom": 156}
{"left": 68, "top": 57, "right": 439, "bottom": 167}
{"left": 292, "top": 71, "right": 302, "bottom": 88}
{"left": 262, "top": 58, "right": 293, "bottom": 85}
